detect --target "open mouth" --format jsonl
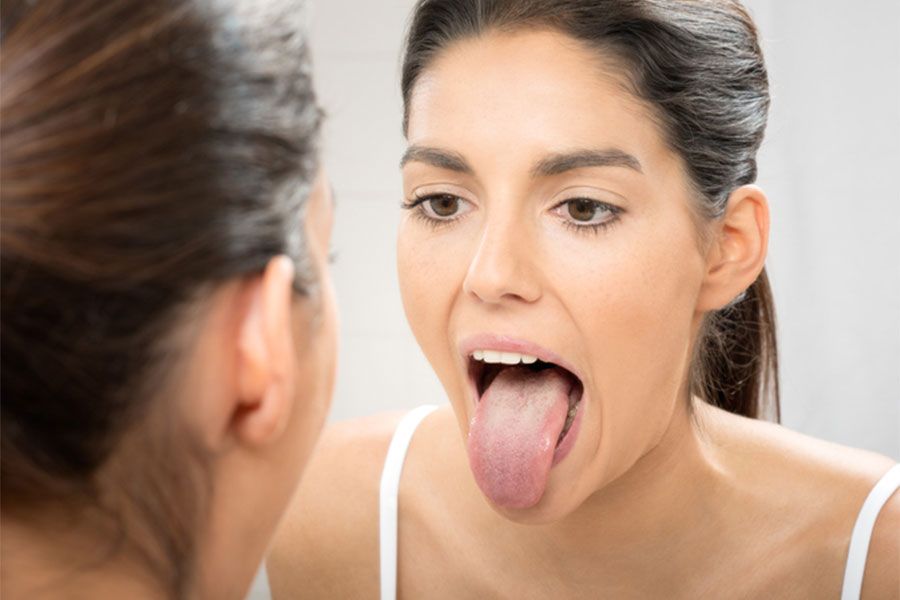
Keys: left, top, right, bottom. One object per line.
{"left": 467, "top": 350, "right": 584, "bottom": 448}
{"left": 462, "top": 341, "right": 587, "bottom": 508}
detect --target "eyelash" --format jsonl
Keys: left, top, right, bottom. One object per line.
{"left": 401, "top": 193, "right": 468, "bottom": 230}
{"left": 552, "top": 198, "right": 623, "bottom": 236}
{"left": 402, "top": 194, "right": 624, "bottom": 235}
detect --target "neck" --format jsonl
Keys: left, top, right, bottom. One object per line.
{"left": 539, "top": 398, "right": 735, "bottom": 569}
{"left": 1, "top": 508, "right": 170, "bottom": 600}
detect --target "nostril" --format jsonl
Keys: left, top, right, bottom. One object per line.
{"left": 462, "top": 258, "right": 542, "bottom": 304}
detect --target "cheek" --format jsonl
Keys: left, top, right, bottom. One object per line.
{"left": 397, "top": 221, "right": 474, "bottom": 402}
{"left": 293, "top": 326, "right": 330, "bottom": 441}
{"left": 567, "top": 222, "right": 705, "bottom": 429}
{"left": 609, "top": 244, "right": 701, "bottom": 350}
{"left": 290, "top": 268, "right": 339, "bottom": 467}
{"left": 396, "top": 228, "right": 430, "bottom": 346}
{"left": 315, "top": 286, "right": 339, "bottom": 416}
{"left": 396, "top": 221, "right": 457, "bottom": 351}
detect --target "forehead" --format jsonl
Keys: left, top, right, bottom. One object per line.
{"left": 406, "top": 29, "right": 671, "bottom": 171}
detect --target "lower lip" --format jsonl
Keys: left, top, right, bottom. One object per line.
{"left": 552, "top": 392, "right": 585, "bottom": 466}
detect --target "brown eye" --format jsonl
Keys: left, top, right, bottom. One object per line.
{"left": 566, "top": 199, "right": 597, "bottom": 222}
{"left": 428, "top": 194, "right": 459, "bottom": 217}
{"left": 550, "top": 196, "right": 620, "bottom": 231}
{"left": 406, "top": 192, "right": 474, "bottom": 225}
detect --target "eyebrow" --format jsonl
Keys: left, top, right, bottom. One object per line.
{"left": 400, "top": 145, "right": 473, "bottom": 174}
{"left": 532, "top": 149, "right": 643, "bottom": 177}
{"left": 399, "top": 145, "right": 643, "bottom": 178}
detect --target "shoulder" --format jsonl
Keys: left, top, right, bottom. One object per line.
{"left": 701, "top": 405, "right": 896, "bottom": 495}
{"left": 700, "top": 406, "right": 898, "bottom": 596}
{"left": 267, "top": 411, "right": 407, "bottom": 599}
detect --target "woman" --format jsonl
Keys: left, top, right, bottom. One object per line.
{"left": 269, "top": 1, "right": 898, "bottom": 598}
{"left": 0, "top": 0, "right": 337, "bottom": 598}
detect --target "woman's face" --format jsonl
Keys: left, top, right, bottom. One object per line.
{"left": 398, "top": 30, "right": 711, "bottom": 521}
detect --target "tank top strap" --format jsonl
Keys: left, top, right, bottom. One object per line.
{"left": 841, "top": 462, "right": 900, "bottom": 600}
{"left": 379, "top": 404, "right": 440, "bottom": 600}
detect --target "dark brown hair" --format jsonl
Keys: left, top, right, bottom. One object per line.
{"left": 401, "top": 0, "right": 779, "bottom": 421}
{"left": 1, "top": 0, "right": 321, "bottom": 594}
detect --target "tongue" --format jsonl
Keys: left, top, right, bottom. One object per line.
{"left": 467, "top": 366, "right": 572, "bottom": 508}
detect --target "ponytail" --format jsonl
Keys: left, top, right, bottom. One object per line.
{"left": 691, "top": 268, "right": 780, "bottom": 420}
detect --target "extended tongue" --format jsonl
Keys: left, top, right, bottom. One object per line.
{"left": 466, "top": 365, "right": 572, "bottom": 508}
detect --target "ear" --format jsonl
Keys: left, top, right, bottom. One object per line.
{"left": 232, "top": 255, "right": 298, "bottom": 446}
{"left": 696, "top": 185, "right": 769, "bottom": 312}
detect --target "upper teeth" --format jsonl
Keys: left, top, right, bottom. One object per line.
{"left": 472, "top": 350, "right": 538, "bottom": 365}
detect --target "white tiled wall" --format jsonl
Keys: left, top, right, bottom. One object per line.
{"left": 747, "top": 0, "right": 899, "bottom": 457}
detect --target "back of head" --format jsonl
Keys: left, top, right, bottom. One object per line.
{"left": 1, "top": 0, "right": 320, "bottom": 592}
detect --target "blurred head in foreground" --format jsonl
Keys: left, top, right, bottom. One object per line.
{"left": 1, "top": 0, "right": 337, "bottom": 597}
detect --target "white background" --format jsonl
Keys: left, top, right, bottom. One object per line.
{"left": 251, "top": 0, "right": 899, "bottom": 597}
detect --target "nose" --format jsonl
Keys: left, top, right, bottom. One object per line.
{"left": 462, "top": 219, "right": 541, "bottom": 304}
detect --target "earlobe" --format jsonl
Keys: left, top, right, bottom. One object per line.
{"left": 696, "top": 185, "right": 769, "bottom": 312}
{"left": 232, "top": 256, "right": 298, "bottom": 446}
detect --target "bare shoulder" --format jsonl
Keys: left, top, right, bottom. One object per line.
{"left": 701, "top": 404, "right": 896, "bottom": 496}
{"left": 268, "top": 411, "right": 406, "bottom": 600}
{"left": 770, "top": 426, "right": 900, "bottom": 600}
{"left": 700, "top": 405, "right": 898, "bottom": 595}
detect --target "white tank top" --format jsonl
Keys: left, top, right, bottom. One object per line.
{"left": 378, "top": 406, "right": 900, "bottom": 600}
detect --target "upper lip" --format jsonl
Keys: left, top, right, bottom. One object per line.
{"left": 457, "top": 333, "right": 583, "bottom": 382}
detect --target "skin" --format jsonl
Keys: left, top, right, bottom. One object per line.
{"left": 1, "top": 172, "right": 339, "bottom": 600}
{"left": 269, "top": 31, "right": 898, "bottom": 599}
{"left": 194, "top": 170, "right": 339, "bottom": 599}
